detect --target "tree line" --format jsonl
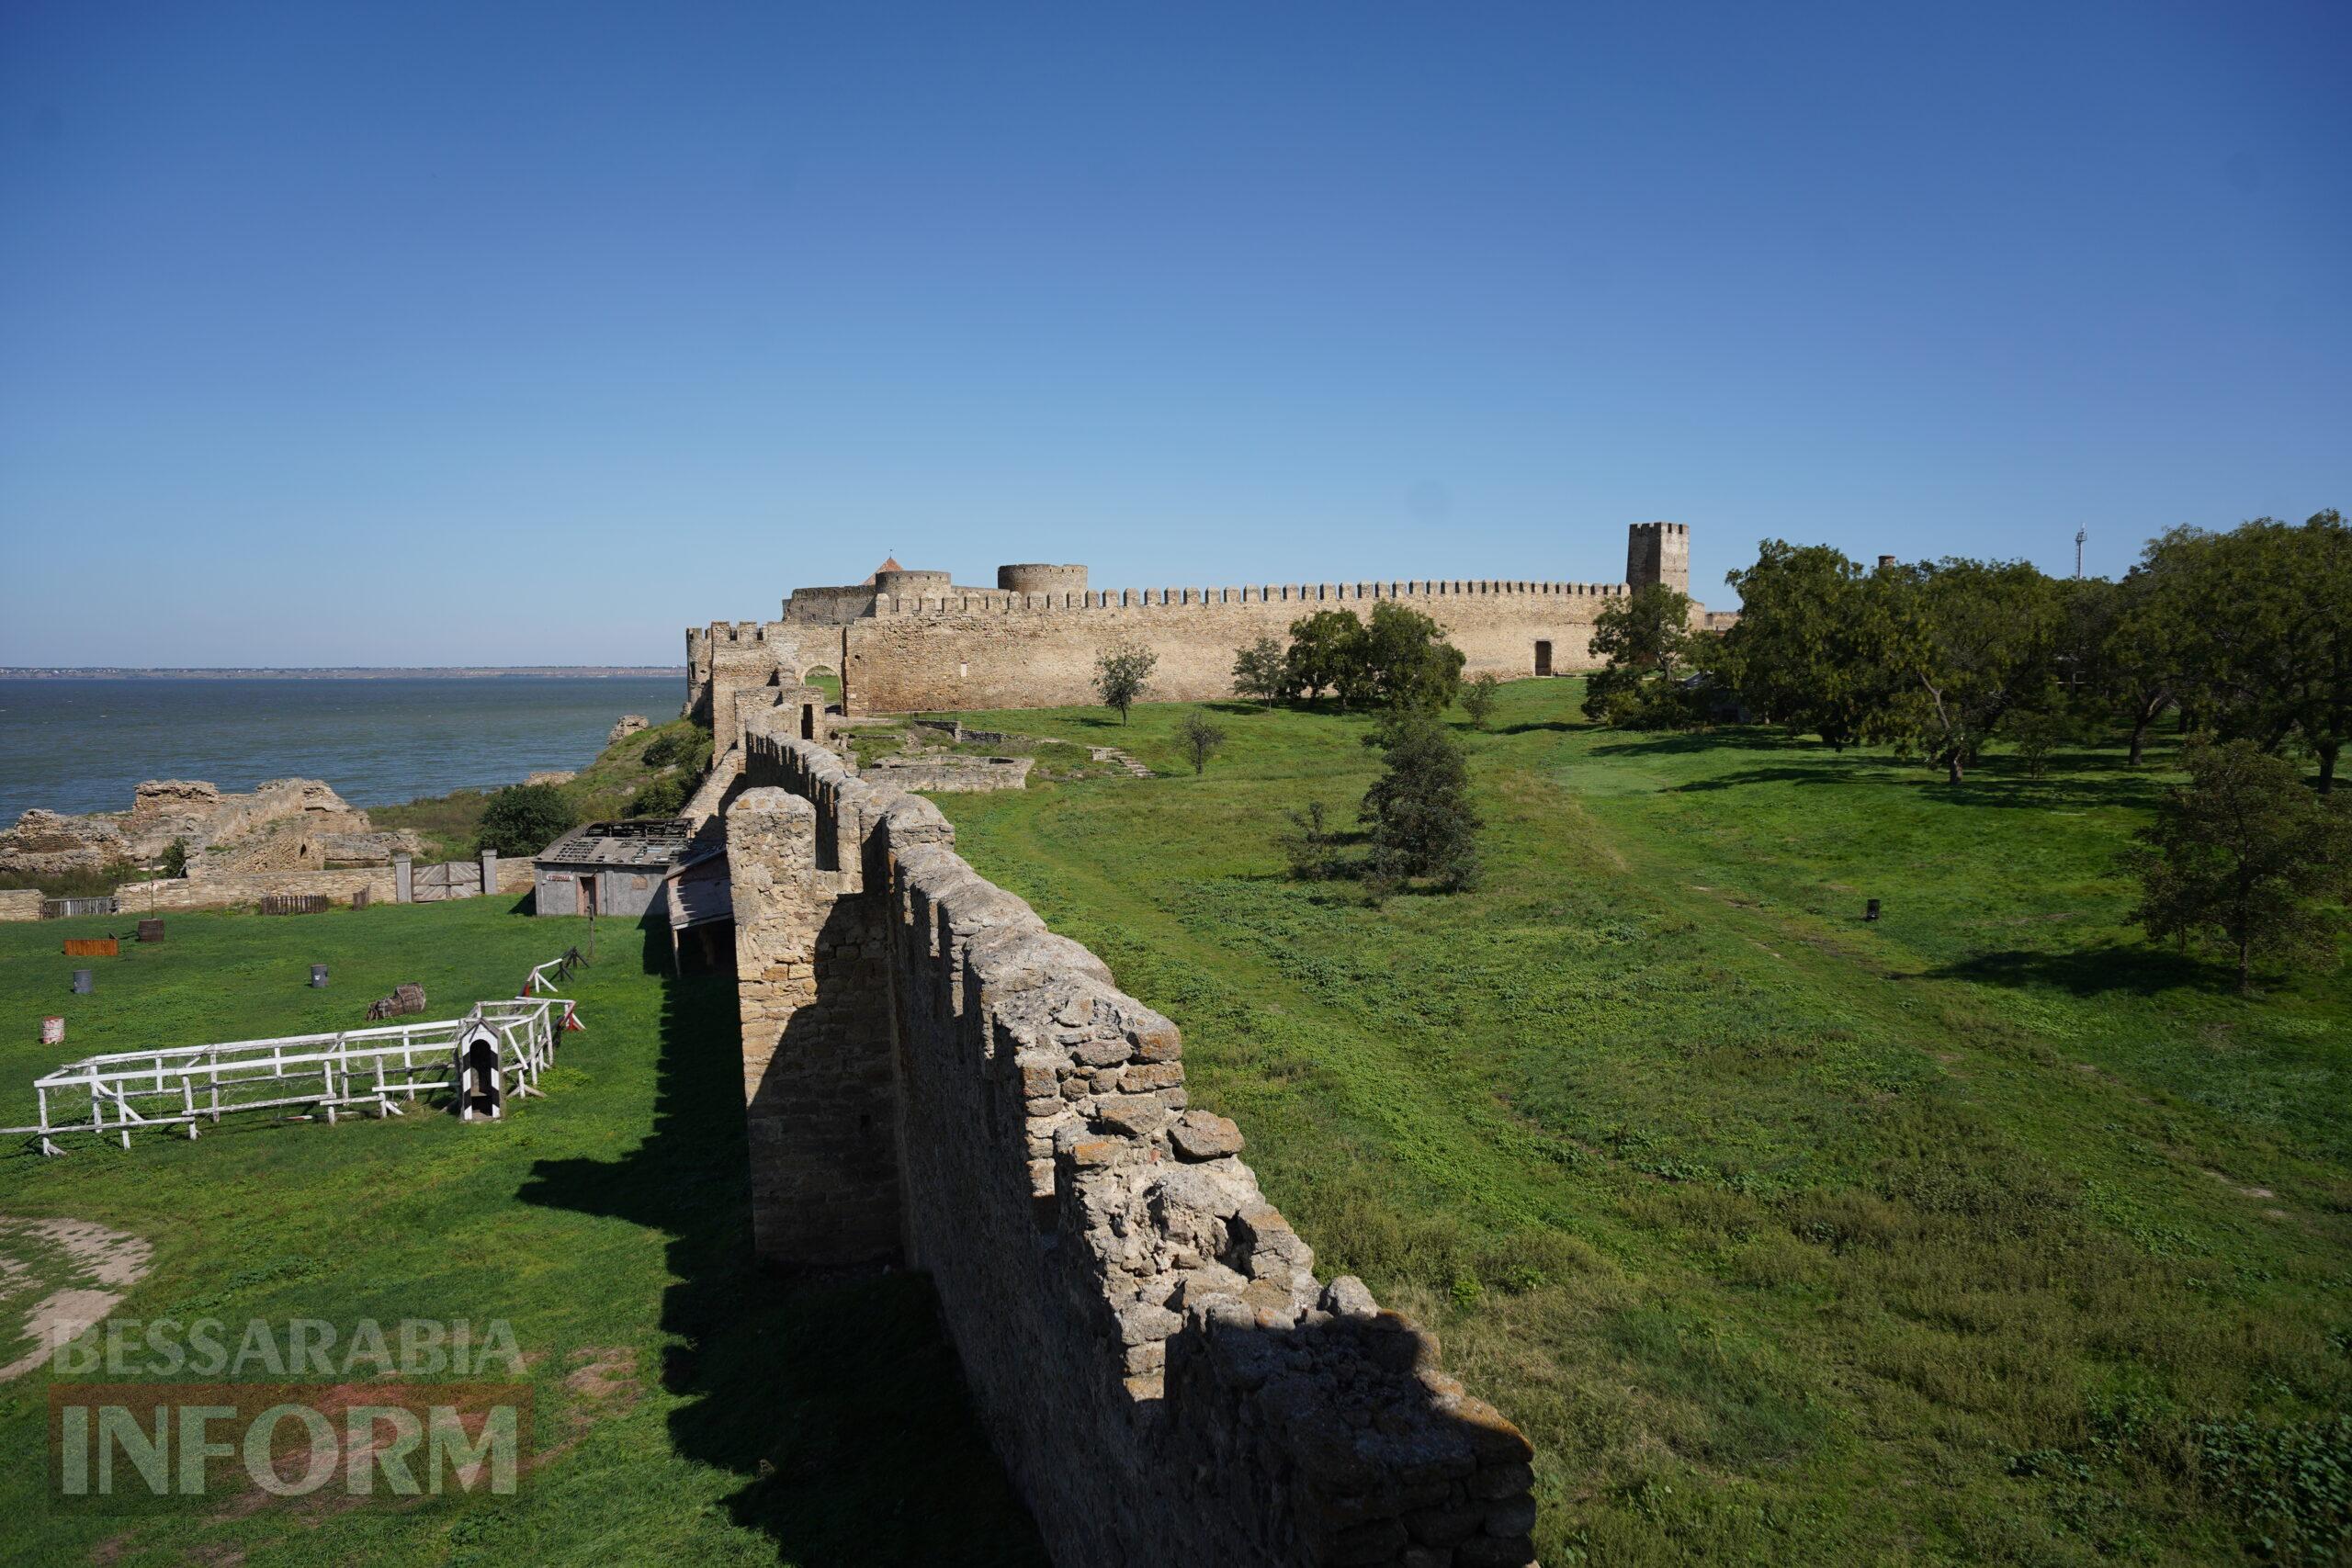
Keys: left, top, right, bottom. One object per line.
{"left": 1577, "top": 510, "right": 2350, "bottom": 989}
{"left": 1587, "top": 509, "right": 2350, "bottom": 791}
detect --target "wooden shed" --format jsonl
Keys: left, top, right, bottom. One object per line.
{"left": 532, "top": 818, "right": 691, "bottom": 918}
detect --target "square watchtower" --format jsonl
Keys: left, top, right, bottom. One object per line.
{"left": 1626, "top": 521, "right": 1690, "bottom": 594}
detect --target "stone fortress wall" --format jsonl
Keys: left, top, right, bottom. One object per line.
{"left": 689, "top": 521, "right": 1733, "bottom": 726}
{"left": 725, "top": 703, "right": 1540, "bottom": 1566}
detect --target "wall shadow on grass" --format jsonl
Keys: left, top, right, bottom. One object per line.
{"left": 1916, "top": 942, "right": 2231, "bottom": 998}
{"left": 1586, "top": 728, "right": 1815, "bottom": 758}
{"left": 512, "top": 925, "right": 1046, "bottom": 1567}
{"left": 1666, "top": 760, "right": 2170, "bottom": 814}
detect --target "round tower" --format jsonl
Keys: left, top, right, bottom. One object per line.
{"left": 996, "top": 563, "right": 1089, "bottom": 597}
{"left": 873, "top": 569, "right": 953, "bottom": 598}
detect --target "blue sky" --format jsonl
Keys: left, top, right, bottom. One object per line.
{"left": 3, "top": 1, "right": 2346, "bottom": 667}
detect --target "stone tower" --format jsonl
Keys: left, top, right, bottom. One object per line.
{"left": 1625, "top": 521, "right": 1690, "bottom": 594}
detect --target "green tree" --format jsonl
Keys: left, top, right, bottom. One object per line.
{"left": 477, "top": 784, "right": 578, "bottom": 857}
{"left": 1283, "top": 609, "right": 1367, "bottom": 707}
{"left": 1360, "top": 710, "right": 1481, "bottom": 890}
{"left": 1359, "top": 600, "right": 1466, "bottom": 712}
{"left": 1582, "top": 582, "right": 1697, "bottom": 728}
{"left": 2168, "top": 512, "right": 2352, "bottom": 791}
{"left": 2006, "top": 707, "right": 2073, "bottom": 780}
{"left": 1093, "top": 640, "right": 1158, "bottom": 724}
{"left": 1715, "top": 542, "right": 1905, "bottom": 748}
{"left": 160, "top": 838, "right": 188, "bottom": 878}
{"left": 2085, "top": 544, "right": 2198, "bottom": 767}
{"left": 1230, "top": 635, "right": 1288, "bottom": 706}
{"left": 2126, "top": 739, "right": 2352, "bottom": 992}
{"left": 1873, "top": 558, "right": 2065, "bottom": 783}
{"left": 1177, "top": 712, "right": 1227, "bottom": 775}
{"left": 1459, "top": 671, "right": 1501, "bottom": 729}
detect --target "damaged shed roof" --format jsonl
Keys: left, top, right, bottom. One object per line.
{"left": 535, "top": 818, "right": 692, "bottom": 869}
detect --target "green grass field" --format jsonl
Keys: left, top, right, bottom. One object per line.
{"left": 3, "top": 681, "right": 2345, "bottom": 1566}
{"left": 927, "top": 680, "right": 2351, "bottom": 1566}
{"left": 0, "top": 898, "right": 1042, "bottom": 1567}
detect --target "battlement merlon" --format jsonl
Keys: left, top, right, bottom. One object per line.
{"left": 859, "top": 578, "right": 1644, "bottom": 614}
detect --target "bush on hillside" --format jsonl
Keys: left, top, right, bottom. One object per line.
{"left": 1459, "top": 671, "right": 1501, "bottom": 729}
{"left": 1360, "top": 710, "right": 1481, "bottom": 892}
{"left": 477, "top": 784, "right": 578, "bottom": 858}
{"left": 628, "top": 774, "right": 693, "bottom": 818}
{"left": 641, "top": 723, "right": 712, "bottom": 773}
{"left": 1178, "top": 712, "right": 1227, "bottom": 775}
{"left": 2125, "top": 738, "right": 2352, "bottom": 992}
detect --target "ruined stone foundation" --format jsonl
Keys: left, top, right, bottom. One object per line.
{"left": 726, "top": 707, "right": 1539, "bottom": 1567}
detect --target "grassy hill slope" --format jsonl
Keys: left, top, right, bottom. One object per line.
{"left": 372, "top": 716, "right": 713, "bottom": 861}
{"left": 931, "top": 679, "right": 2350, "bottom": 1566}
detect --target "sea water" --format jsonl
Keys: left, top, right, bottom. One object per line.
{"left": 0, "top": 676, "right": 684, "bottom": 822}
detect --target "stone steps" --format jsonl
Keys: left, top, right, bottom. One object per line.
{"left": 1089, "top": 747, "right": 1152, "bottom": 778}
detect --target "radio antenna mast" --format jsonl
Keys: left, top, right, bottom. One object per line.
{"left": 2075, "top": 527, "right": 2086, "bottom": 580}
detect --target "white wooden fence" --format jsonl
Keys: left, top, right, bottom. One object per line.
{"left": 3, "top": 961, "right": 582, "bottom": 1156}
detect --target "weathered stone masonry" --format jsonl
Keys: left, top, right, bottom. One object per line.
{"left": 729, "top": 707, "right": 1540, "bottom": 1567}
{"left": 690, "top": 519, "right": 1735, "bottom": 724}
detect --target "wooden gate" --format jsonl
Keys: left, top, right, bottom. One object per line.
{"left": 410, "top": 860, "right": 485, "bottom": 903}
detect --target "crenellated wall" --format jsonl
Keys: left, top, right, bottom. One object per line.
{"left": 688, "top": 524, "right": 1732, "bottom": 717}
{"left": 726, "top": 713, "right": 1539, "bottom": 1567}
{"left": 839, "top": 581, "right": 1642, "bottom": 713}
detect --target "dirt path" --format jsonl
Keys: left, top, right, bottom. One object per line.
{"left": 0, "top": 1215, "right": 153, "bottom": 1382}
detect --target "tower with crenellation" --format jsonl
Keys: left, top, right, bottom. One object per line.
{"left": 1624, "top": 521, "right": 1690, "bottom": 595}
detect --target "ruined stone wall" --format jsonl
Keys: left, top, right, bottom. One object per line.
{"left": 111, "top": 865, "right": 396, "bottom": 912}
{"left": 106, "top": 856, "right": 530, "bottom": 914}
{"left": 690, "top": 622, "right": 842, "bottom": 739}
{"left": 858, "top": 753, "right": 1035, "bottom": 793}
{"left": 728, "top": 716, "right": 1539, "bottom": 1567}
{"left": 0, "top": 890, "right": 43, "bottom": 922}
{"left": 840, "top": 579, "right": 1639, "bottom": 714}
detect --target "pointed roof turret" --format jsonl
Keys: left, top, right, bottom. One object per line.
{"left": 861, "top": 555, "right": 904, "bottom": 585}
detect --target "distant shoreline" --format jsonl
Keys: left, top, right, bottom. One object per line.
{"left": 0, "top": 667, "right": 684, "bottom": 681}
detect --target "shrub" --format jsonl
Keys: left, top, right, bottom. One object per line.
{"left": 2007, "top": 708, "right": 2073, "bottom": 779}
{"left": 160, "top": 838, "right": 188, "bottom": 878}
{"left": 476, "top": 784, "right": 579, "bottom": 858}
{"left": 628, "top": 774, "right": 692, "bottom": 818}
{"left": 1178, "top": 712, "right": 1227, "bottom": 775}
{"left": 2125, "top": 737, "right": 2352, "bottom": 991}
{"left": 1460, "top": 671, "right": 1500, "bottom": 729}
{"left": 1278, "top": 800, "right": 1342, "bottom": 882}
{"left": 641, "top": 724, "right": 712, "bottom": 773}
{"left": 1360, "top": 710, "right": 1481, "bottom": 890}
{"left": 1094, "top": 641, "right": 1157, "bottom": 723}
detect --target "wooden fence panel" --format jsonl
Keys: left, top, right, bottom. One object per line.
{"left": 259, "top": 894, "right": 328, "bottom": 916}
{"left": 41, "top": 897, "right": 119, "bottom": 919}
